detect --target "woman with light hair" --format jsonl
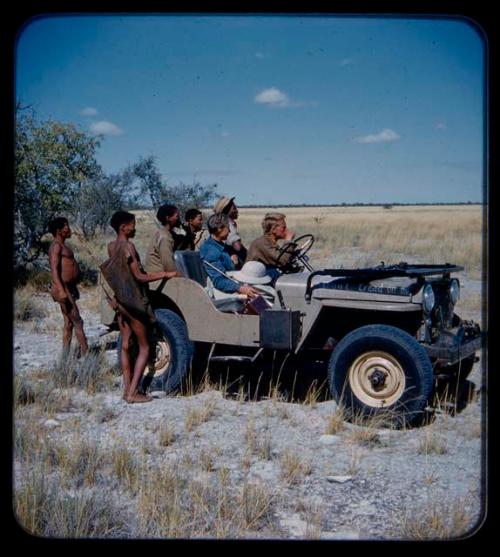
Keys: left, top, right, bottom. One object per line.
{"left": 199, "top": 213, "right": 260, "bottom": 299}
{"left": 246, "top": 212, "right": 295, "bottom": 282}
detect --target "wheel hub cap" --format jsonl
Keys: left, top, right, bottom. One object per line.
{"left": 348, "top": 351, "right": 406, "bottom": 408}
{"left": 147, "top": 338, "right": 171, "bottom": 378}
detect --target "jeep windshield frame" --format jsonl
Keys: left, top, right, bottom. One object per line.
{"left": 304, "top": 263, "right": 463, "bottom": 302}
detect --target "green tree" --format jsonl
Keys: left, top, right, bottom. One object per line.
{"left": 15, "top": 107, "right": 102, "bottom": 266}
{"left": 132, "top": 155, "right": 218, "bottom": 214}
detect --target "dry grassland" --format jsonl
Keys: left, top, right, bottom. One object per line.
{"left": 63, "top": 203, "right": 484, "bottom": 322}
{"left": 13, "top": 204, "right": 485, "bottom": 540}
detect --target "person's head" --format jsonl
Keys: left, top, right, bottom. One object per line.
{"left": 48, "top": 217, "right": 70, "bottom": 238}
{"left": 185, "top": 208, "right": 203, "bottom": 231}
{"left": 262, "top": 212, "right": 288, "bottom": 239}
{"left": 207, "top": 213, "right": 230, "bottom": 242}
{"left": 110, "top": 211, "right": 136, "bottom": 237}
{"left": 157, "top": 204, "right": 180, "bottom": 228}
{"left": 214, "top": 196, "right": 238, "bottom": 219}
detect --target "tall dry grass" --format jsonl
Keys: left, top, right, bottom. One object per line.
{"left": 393, "top": 496, "right": 478, "bottom": 540}
{"left": 234, "top": 205, "right": 483, "bottom": 278}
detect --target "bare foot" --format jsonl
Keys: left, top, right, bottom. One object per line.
{"left": 126, "top": 392, "right": 153, "bottom": 404}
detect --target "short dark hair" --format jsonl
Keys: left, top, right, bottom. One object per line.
{"left": 156, "top": 204, "right": 178, "bottom": 225}
{"left": 185, "top": 208, "right": 202, "bottom": 222}
{"left": 207, "top": 213, "right": 229, "bottom": 234}
{"left": 47, "top": 217, "right": 68, "bottom": 236}
{"left": 110, "top": 211, "right": 135, "bottom": 233}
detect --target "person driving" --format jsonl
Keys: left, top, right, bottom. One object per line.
{"left": 199, "top": 213, "right": 260, "bottom": 299}
{"left": 246, "top": 212, "right": 295, "bottom": 282}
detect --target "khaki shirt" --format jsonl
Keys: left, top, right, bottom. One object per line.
{"left": 145, "top": 229, "right": 176, "bottom": 290}
{"left": 247, "top": 235, "right": 291, "bottom": 268}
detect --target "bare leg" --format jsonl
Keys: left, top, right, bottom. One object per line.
{"left": 59, "top": 303, "right": 74, "bottom": 353}
{"left": 117, "top": 314, "right": 133, "bottom": 399}
{"left": 65, "top": 296, "right": 89, "bottom": 355}
{"left": 127, "top": 317, "right": 153, "bottom": 403}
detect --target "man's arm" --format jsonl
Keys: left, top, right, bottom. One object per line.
{"left": 49, "top": 243, "right": 67, "bottom": 302}
{"left": 128, "top": 243, "right": 179, "bottom": 283}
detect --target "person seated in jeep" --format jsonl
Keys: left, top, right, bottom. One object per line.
{"left": 172, "top": 208, "right": 208, "bottom": 251}
{"left": 246, "top": 212, "right": 296, "bottom": 282}
{"left": 199, "top": 213, "right": 260, "bottom": 299}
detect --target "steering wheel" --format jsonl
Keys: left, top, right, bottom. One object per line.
{"left": 276, "top": 234, "right": 315, "bottom": 269}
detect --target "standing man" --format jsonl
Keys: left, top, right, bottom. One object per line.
{"left": 246, "top": 212, "right": 295, "bottom": 282}
{"left": 48, "top": 217, "right": 89, "bottom": 356}
{"left": 144, "top": 204, "right": 182, "bottom": 296}
{"left": 213, "top": 196, "right": 247, "bottom": 268}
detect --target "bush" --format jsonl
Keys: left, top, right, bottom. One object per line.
{"left": 14, "top": 287, "right": 48, "bottom": 321}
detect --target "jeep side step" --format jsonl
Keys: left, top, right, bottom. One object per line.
{"left": 209, "top": 348, "right": 264, "bottom": 364}
{"left": 209, "top": 355, "right": 254, "bottom": 363}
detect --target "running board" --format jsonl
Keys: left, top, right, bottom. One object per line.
{"left": 209, "top": 356, "right": 254, "bottom": 363}
{"left": 209, "top": 348, "right": 264, "bottom": 364}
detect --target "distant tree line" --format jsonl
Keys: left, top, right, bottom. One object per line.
{"left": 240, "top": 201, "right": 482, "bottom": 208}
{"left": 14, "top": 105, "right": 218, "bottom": 269}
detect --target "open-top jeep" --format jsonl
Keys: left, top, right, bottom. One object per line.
{"left": 100, "top": 234, "right": 484, "bottom": 426}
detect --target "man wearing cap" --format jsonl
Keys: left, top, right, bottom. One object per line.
{"left": 213, "top": 196, "right": 247, "bottom": 268}
{"left": 247, "top": 212, "right": 295, "bottom": 282}
{"left": 200, "top": 213, "right": 260, "bottom": 299}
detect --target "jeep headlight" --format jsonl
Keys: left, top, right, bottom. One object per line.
{"left": 450, "top": 279, "right": 460, "bottom": 305}
{"left": 423, "top": 284, "right": 435, "bottom": 314}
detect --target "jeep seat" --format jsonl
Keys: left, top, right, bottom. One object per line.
{"left": 174, "top": 251, "right": 245, "bottom": 314}
{"left": 174, "top": 250, "right": 208, "bottom": 287}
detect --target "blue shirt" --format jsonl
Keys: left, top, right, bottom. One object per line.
{"left": 199, "top": 236, "right": 240, "bottom": 294}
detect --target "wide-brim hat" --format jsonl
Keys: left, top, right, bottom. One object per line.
{"left": 232, "top": 261, "right": 272, "bottom": 284}
{"left": 213, "top": 196, "right": 235, "bottom": 214}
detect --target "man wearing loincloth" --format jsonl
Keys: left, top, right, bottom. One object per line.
{"left": 48, "top": 217, "right": 89, "bottom": 355}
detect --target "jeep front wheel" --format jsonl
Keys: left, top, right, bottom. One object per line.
{"left": 327, "top": 325, "right": 434, "bottom": 427}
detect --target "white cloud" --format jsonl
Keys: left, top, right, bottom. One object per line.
{"left": 339, "top": 58, "right": 353, "bottom": 66}
{"left": 255, "top": 51, "right": 270, "bottom": 59}
{"left": 89, "top": 120, "right": 124, "bottom": 136}
{"left": 254, "top": 87, "right": 317, "bottom": 109}
{"left": 435, "top": 122, "right": 448, "bottom": 130}
{"left": 80, "top": 107, "right": 98, "bottom": 117}
{"left": 221, "top": 130, "right": 231, "bottom": 137}
{"left": 354, "top": 128, "right": 401, "bottom": 144}
{"left": 255, "top": 87, "right": 290, "bottom": 107}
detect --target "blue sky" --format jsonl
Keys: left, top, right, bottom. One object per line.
{"left": 16, "top": 14, "right": 485, "bottom": 205}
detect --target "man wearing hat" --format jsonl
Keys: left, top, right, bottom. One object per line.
{"left": 213, "top": 196, "right": 247, "bottom": 268}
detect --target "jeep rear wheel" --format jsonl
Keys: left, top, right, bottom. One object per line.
{"left": 117, "top": 309, "right": 194, "bottom": 395}
{"left": 144, "top": 309, "right": 194, "bottom": 394}
{"left": 328, "top": 325, "right": 434, "bottom": 427}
